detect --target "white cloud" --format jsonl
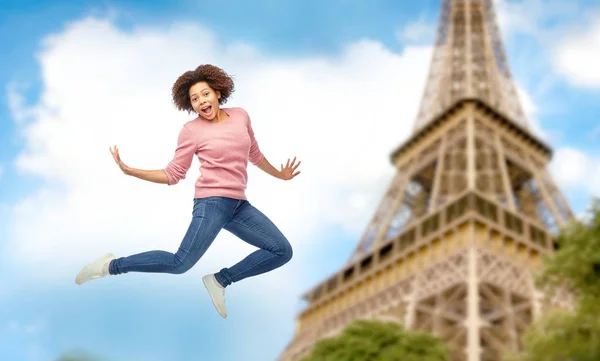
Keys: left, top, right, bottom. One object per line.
{"left": 550, "top": 147, "right": 600, "bottom": 196}
{"left": 515, "top": 84, "right": 548, "bottom": 140}
{"left": 494, "top": 0, "right": 580, "bottom": 41}
{"left": 7, "top": 319, "right": 46, "bottom": 335}
{"left": 494, "top": 0, "right": 537, "bottom": 38}
{"left": 591, "top": 125, "right": 600, "bottom": 141}
{"left": 494, "top": 0, "right": 600, "bottom": 89}
{"left": 7, "top": 16, "right": 432, "bottom": 298}
{"left": 553, "top": 16, "right": 600, "bottom": 88}
{"left": 396, "top": 15, "right": 435, "bottom": 44}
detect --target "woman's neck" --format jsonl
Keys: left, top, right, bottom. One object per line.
{"left": 212, "top": 108, "right": 228, "bottom": 123}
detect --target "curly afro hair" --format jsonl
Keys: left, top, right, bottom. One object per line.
{"left": 171, "top": 64, "right": 235, "bottom": 113}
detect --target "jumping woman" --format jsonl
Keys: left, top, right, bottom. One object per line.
{"left": 75, "top": 64, "right": 300, "bottom": 318}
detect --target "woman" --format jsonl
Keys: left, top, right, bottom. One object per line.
{"left": 75, "top": 64, "right": 301, "bottom": 318}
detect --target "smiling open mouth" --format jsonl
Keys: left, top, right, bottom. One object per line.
{"left": 201, "top": 105, "right": 212, "bottom": 116}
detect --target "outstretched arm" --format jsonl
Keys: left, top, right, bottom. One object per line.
{"left": 109, "top": 126, "right": 196, "bottom": 186}
{"left": 126, "top": 168, "right": 169, "bottom": 184}
{"left": 257, "top": 156, "right": 301, "bottom": 181}
{"left": 110, "top": 145, "right": 169, "bottom": 184}
{"left": 245, "top": 112, "right": 301, "bottom": 181}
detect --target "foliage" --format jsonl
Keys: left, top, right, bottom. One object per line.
{"left": 536, "top": 199, "right": 600, "bottom": 312}
{"left": 503, "top": 198, "right": 600, "bottom": 361}
{"left": 55, "top": 350, "right": 102, "bottom": 361}
{"left": 300, "top": 319, "right": 450, "bottom": 361}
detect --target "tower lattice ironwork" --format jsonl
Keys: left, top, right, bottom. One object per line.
{"left": 277, "top": 1, "right": 574, "bottom": 360}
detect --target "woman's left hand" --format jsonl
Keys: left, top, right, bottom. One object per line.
{"left": 280, "top": 157, "right": 301, "bottom": 181}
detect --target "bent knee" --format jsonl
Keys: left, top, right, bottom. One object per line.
{"left": 172, "top": 265, "right": 191, "bottom": 274}
{"left": 171, "top": 256, "right": 194, "bottom": 274}
{"left": 277, "top": 239, "right": 293, "bottom": 264}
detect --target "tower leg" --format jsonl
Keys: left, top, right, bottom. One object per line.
{"left": 466, "top": 246, "right": 481, "bottom": 361}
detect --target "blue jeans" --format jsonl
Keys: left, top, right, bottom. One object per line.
{"left": 108, "top": 197, "right": 293, "bottom": 287}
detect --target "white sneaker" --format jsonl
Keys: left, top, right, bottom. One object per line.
{"left": 75, "top": 253, "right": 116, "bottom": 285}
{"left": 202, "top": 274, "right": 227, "bottom": 318}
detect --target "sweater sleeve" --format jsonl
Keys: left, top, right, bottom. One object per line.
{"left": 246, "top": 112, "right": 264, "bottom": 166}
{"left": 163, "top": 125, "right": 197, "bottom": 185}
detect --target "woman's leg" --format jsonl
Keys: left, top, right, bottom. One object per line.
{"left": 110, "top": 198, "right": 229, "bottom": 275}
{"left": 75, "top": 197, "right": 229, "bottom": 285}
{"left": 214, "top": 200, "right": 293, "bottom": 288}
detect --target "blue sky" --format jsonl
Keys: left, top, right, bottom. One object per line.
{"left": 1, "top": 1, "right": 599, "bottom": 361}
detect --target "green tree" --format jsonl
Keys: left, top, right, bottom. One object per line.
{"left": 55, "top": 350, "right": 102, "bottom": 361}
{"left": 300, "top": 319, "right": 451, "bottom": 361}
{"left": 503, "top": 199, "right": 600, "bottom": 361}
{"left": 538, "top": 199, "right": 600, "bottom": 312}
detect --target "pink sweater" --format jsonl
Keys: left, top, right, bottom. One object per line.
{"left": 163, "top": 107, "right": 264, "bottom": 200}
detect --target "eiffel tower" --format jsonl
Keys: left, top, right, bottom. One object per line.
{"left": 277, "top": 0, "right": 574, "bottom": 360}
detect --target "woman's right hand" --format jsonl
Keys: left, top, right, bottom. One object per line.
{"left": 110, "top": 145, "right": 131, "bottom": 175}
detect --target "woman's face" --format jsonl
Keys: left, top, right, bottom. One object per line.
{"left": 189, "top": 81, "right": 221, "bottom": 121}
